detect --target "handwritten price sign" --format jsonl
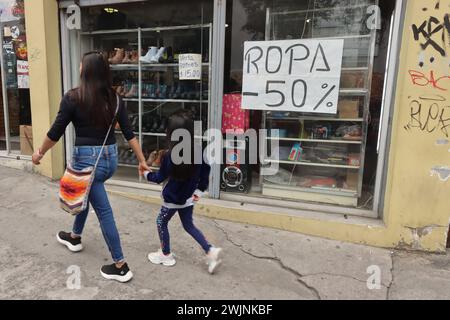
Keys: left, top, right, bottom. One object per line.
{"left": 242, "top": 39, "right": 344, "bottom": 114}
{"left": 179, "top": 54, "right": 202, "bottom": 80}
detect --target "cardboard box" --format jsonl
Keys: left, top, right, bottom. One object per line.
{"left": 338, "top": 100, "right": 359, "bottom": 118}
{"left": 346, "top": 171, "right": 359, "bottom": 190}
{"left": 20, "top": 125, "right": 33, "bottom": 156}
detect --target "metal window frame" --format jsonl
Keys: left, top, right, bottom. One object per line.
{"left": 216, "top": 0, "right": 406, "bottom": 219}
{"left": 0, "top": 18, "right": 32, "bottom": 161}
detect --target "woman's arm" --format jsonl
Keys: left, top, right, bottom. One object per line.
{"left": 33, "top": 95, "right": 74, "bottom": 165}
{"left": 116, "top": 96, "right": 149, "bottom": 176}
{"left": 32, "top": 136, "right": 57, "bottom": 165}
{"left": 128, "top": 137, "right": 149, "bottom": 176}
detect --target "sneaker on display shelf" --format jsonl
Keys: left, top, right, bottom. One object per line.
{"left": 140, "top": 47, "right": 158, "bottom": 64}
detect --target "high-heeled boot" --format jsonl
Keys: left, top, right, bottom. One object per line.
{"left": 109, "top": 48, "right": 125, "bottom": 64}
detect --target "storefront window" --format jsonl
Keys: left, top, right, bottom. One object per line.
{"left": 222, "top": 0, "right": 396, "bottom": 210}
{"left": 0, "top": 0, "right": 32, "bottom": 156}
{"left": 63, "top": 0, "right": 213, "bottom": 183}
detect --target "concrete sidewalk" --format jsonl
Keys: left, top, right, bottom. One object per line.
{"left": 0, "top": 165, "right": 449, "bottom": 300}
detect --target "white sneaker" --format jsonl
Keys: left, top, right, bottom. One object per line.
{"left": 207, "top": 247, "right": 223, "bottom": 274}
{"left": 148, "top": 249, "right": 176, "bottom": 267}
{"left": 140, "top": 46, "right": 158, "bottom": 63}
{"left": 150, "top": 47, "right": 166, "bottom": 63}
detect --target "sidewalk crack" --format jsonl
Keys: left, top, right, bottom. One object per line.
{"left": 386, "top": 251, "right": 396, "bottom": 300}
{"left": 212, "top": 220, "right": 321, "bottom": 300}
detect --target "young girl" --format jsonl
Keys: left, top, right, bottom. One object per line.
{"left": 143, "top": 110, "right": 223, "bottom": 274}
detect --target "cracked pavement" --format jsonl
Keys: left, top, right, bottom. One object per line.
{"left": 1, "top": 165, "right": 450, "bottom": 300}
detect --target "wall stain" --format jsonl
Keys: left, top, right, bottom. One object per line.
{"left": 430, "top": 165, "right": 450, "bottom": 181}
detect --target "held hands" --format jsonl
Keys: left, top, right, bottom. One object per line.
{"left": 193, "top": 190, "right": 204, "bottom": 202}
{"left": 32, "top": 149, "right": 44, "bottom": 165}
{"left": 138, "top": 161, "right": 151, "bottom": 177}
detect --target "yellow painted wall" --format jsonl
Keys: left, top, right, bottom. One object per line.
{"left": 24, "top": 0, "right": 64, "bottom": 179}
{"left": 381, "top": 0, "right": 450, "bottom": 251}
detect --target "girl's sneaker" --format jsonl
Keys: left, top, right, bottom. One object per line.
{"left": 148, "top": 249, "right": 176, "bottom": 266}
{"left": 100, "top": 263, "right": 133, "bottom": 283}
{"left": 56, "top": 231, "right": 83, "bottom": 252}
{"left": 207, "top": 247, "right": 223, "bottom": 274}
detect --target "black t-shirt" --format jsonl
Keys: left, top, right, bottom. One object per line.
{"left": 47, "top": 92, "right": 135, "bottom": 146}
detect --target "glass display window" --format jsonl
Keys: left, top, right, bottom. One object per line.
{"left": 0, "top": 0, "right": 31, "bottom": 156}
{"left": 222, "top": 0, "right": 397, "bottom": 210}
{"left": 62, "top": 0, "right": 213, "bottom": 183}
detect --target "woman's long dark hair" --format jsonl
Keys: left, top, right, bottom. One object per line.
{"left": 167, "top": 110, "right": 197, "bottom": 181}
{"left": 74, "top": 51, "right": 116, "bottom": 129}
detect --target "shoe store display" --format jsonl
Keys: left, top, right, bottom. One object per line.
{"left": 125, "top": 84, "right": 138, "bottom": 98}
{"left": 140, "top": 46, "right": 158, "bottom": 64}
{"left": 150, "top": 118, "right": 160, "bottom": 133}
{"left": 157, "top": 117, "right": 168, "bottom": 133}
{"left": 151, "top": 47, "right": 166, "bottom": 63}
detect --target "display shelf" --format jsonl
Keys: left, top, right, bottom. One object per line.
{"left": 123, "top": 98, "right": 208, "bottom": 103}
{"left": 262, "top": 181, "right": 358, "bottom": 197}
{"left": 80, "top": 23, "right": 211, "bottom": 36}
{"left": 118, "top": 163, "right": 160, "bottom": 171}
{"left": 261, "top": 2, "right": 377, "bottom": 202}
{"left": 265, "top": 137, "right": 362, "bottom": 144}
{"left": 261, "top": 183, "right": 358, "bottom": 206}
{"left": 339, "top": 89, "right": 369, "bottom": 95}
{"left": 264, "top": 159, "right": 360, "bottom": 169}
{"left": 266, "top": 116, "right": 364, "bottom": 122}
{"left": 111, "top": 63, "right": 210, "bottom": 71}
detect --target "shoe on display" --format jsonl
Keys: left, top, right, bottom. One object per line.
{"left": 146, "top": 150, "right": 158, "bottom": 167}
{"left": 130, "top": 50, "right": 139, "bottom": 64}
{"left": 159, "top": 84, "right": 168, "bottom": 99}
{"left": 122, "top": 51, "right": 132, "bottom": 64}
{"left": 150, "top": 118, "right": 160, "bottom": 133}
{"left": 150, "top": 47, "right": 166, "bottom": 63}
{"left": 157, "top": 117, "right": 168, "bottom": 133}
{"left": 148, "top": 84, "right": 157, "bottom": 99}
{"left": 162, "top": 47, "right": 174, "bottom": 63}
{"left": 140, "top": 46, "right": 158, "bottom": 64}
{"left": 109, "top": 48, "right": 125, "bottom": 65}
{"left": 148, "top": 249, "right": 176, "bottom": 267}
{"left": 152, "top": 150, "right": 165, "bottom": 167}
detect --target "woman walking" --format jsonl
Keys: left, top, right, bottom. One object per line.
{"left": 32, "top": 51, "right": 149, "bottom": 283}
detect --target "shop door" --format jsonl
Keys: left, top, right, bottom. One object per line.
{"left": 0, "top": 0, "right": 32, "bottom": 156}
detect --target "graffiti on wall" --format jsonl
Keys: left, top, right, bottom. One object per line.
{"left": 404, "top": 95, "right": 450, "bottom": 137}
{"left": 405, "top": 1, "right": 450, "bottom": 138}
{"left": 405, "top": 1, "right": 450, "bottom": 183}
{"left": 412, "top": 1, "right": 450, "bottom": 61}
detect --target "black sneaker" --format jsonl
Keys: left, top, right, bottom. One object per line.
{"left": 56, "top": 231, "right": 83, "bottom": 252}
{"left": 100, "top": 263, "right": 134, "bottom": 283}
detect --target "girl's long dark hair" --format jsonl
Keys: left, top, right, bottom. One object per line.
{"left": 74, "top": 51, "right": 116, "bottom": 129}
{"left": 167, "top": 110, "right": 197, "bottom": 181}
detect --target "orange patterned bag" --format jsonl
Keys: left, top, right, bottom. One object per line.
{"left": 59, "top": 95, "right": 119, "bottom": 215}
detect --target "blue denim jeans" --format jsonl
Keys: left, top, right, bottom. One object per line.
{"left": 70, "top": 144, "right": 124, "bottom": 263}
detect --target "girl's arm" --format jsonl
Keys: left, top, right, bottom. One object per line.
{"left": 144, "top": 153, "right": 169, "bottom": 184}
